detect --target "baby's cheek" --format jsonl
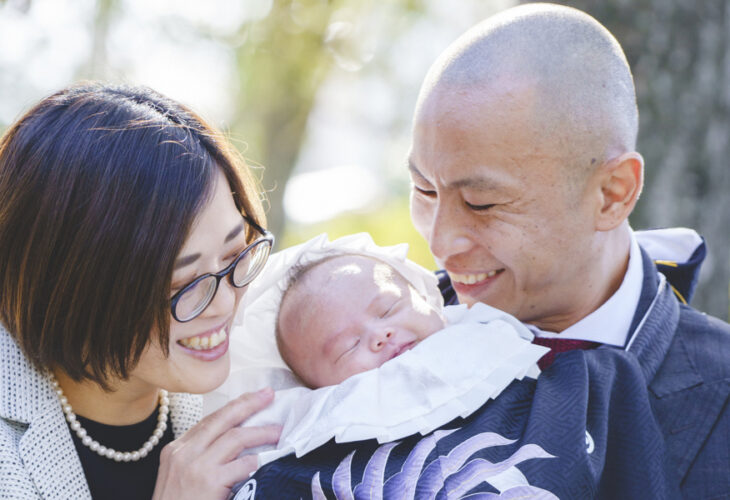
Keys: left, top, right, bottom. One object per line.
{"left": 408, "top": 287, "right": 434, "bottom": 315}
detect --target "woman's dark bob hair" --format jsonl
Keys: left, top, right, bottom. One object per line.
{"left": 0, "top": 82, "right": 265, "bottom": 388}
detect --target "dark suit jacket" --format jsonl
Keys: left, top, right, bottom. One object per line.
{"left": 635, "top": 249, "right": 730, "bottom": 498}
{"left": 438, "top": 246, "right": 730, "bottom": 498}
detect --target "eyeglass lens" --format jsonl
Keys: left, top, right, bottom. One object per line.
{"left": 176, "top": 239, "right": 272, "bottom": 321}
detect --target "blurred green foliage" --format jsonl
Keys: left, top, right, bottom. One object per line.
{"left": 281, "top": 195, "right": 437, "bottom": 270}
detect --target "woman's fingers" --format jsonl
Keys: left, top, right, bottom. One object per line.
{"left": 207, "top": 424, "right": 282, "bottom": 463}
{"left": 219, "top": 454, "right": 263, "bottom": 490}
{"left": 151, "top": 389, "right": 277, "bottom": 500}
{"left": 178, "top": 388, "right": 274, "bottom": 451}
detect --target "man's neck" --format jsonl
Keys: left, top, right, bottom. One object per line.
{"left": 530, "top": 225, "right": 632, "bottom": 333}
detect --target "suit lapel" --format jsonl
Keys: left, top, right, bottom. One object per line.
{"left": 631, "top": 248, "right": 730, "bottom": 482}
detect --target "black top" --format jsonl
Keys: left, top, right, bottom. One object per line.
{"left": 68, "top": 405, "right": 175, "bottom": 500}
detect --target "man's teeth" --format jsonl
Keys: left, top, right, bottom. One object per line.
{"left": 179, "top": 329, "right": 227, "bottom": 350}
{"left": 450, "top": 270, "right": 500, "bottom": 285}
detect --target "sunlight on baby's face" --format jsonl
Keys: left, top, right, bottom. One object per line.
{"left": 278, "top": 255, "right": 445, "bottom": 388}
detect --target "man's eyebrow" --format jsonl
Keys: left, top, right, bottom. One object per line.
{"left": 409, "top": 160, "right": 503, "bottom": 191}
{"left": 174, "top": 221, "right": 246, "bottom": 270}
{"left": 449, "top": 176, "right": 503, "bottom": 191}
{"left": 408, "top": 160, "right": 431, "bottom": 184}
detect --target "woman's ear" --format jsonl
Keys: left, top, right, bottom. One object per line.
{"left": 594, "top": 152, "right": 644, "bottom": 231}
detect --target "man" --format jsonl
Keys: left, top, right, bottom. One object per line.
{"left": 244, "top": 4, "right": 729, "bottom": 498}
{"left": 409, "top": 3, "right": 730, "bottom": 498}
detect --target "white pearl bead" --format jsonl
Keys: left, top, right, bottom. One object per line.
{"left": 50, "top": 373, "right": 169, "bottom": 462}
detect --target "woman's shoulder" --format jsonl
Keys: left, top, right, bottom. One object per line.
{"left": 0, "top": 418, "right": 41, "bottom": 500}
{"left": 1, "top": 325, "right": 59, "bottom": 424}
{"left": 169, "top": 392, "right": 203, "bottom": 437}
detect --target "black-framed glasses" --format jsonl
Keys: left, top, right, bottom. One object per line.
{"left": 171, "top": 216, "right": 274, "bottom": 322}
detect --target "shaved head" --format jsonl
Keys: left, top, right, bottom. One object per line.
{"left": 408, "top": 4, "right": 645, "bottom": 330}
{"left": 416, "top": 3, "right": 638, "bottom": 179}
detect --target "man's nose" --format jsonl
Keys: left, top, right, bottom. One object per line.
{"left": 428, "top": 202, "right": 474, "bottom": 262}
{"left": 369, "top": 329, "right": 393, "bottom": 352}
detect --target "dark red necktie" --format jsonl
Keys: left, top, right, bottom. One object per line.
{"left": 531, "top": 337, "right": 600, "bottom": 370}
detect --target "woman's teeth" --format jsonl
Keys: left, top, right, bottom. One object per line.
{"left": 179, "top": 329, "right": 227, "bottom": 350}
{"left": 450, "top": 270, "right": 500, "bottom": 285}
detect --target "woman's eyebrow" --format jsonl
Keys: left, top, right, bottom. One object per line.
{"left": 174, "top": 253, "right": 200, "bottom": 270}
{"left": 224, "top": 221, "right": 245, "bottom": 243}
{"left": 174, "top": 221, "right": 246, "bottom": 270}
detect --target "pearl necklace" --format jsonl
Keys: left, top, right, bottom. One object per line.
{"left": 50, "top": 375, "right": 169, "bottom": 462}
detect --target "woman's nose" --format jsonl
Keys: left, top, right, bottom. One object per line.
{"left": 369, "top": 329, "right": 393, "bottom": 351}
{"left": 202, "top": 278, "right": 238, "bottom": 318}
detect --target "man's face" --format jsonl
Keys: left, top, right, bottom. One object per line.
{"left": 278, "top": 255, "right": 445, "bottom": 388}
{"left": 409, "top": 85, "right": 600, "bottom": 330}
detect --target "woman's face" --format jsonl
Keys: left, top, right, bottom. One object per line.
{"left": 127, "top": 168, "right": 252, "bottom": 394}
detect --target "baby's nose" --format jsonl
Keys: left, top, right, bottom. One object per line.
{"left": 370, "top": 330, "right": 393, "bottom": 351}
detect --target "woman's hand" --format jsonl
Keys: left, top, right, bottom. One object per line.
{"left": 152, "top": 388, "right": 281, "bottom": 500}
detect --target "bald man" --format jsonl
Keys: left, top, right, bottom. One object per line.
{"left": 408, "top": 3, "right": 730, "bottom": 498}
{"left": 241, "top": 5, "right": 729, "bottom": 499}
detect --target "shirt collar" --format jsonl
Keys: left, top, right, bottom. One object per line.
{"left": 529, "top": 231, "right": 643, "bottom": 347}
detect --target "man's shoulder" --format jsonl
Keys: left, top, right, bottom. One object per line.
{"left": 674, "top": 304, "right": 730, "bottom": 381}
{"left": 651, "top": 304, "right": 730, "bottom": 495}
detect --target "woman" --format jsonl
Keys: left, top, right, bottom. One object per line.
{"left": 0, "top": 83, "right": 280, "bottom": 499}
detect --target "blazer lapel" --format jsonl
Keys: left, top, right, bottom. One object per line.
{"left": 19, "top": 403, "right": 91, "bottom": 499}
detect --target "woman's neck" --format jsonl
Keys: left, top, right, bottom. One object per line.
{"left": 53, "top": 370, "right": 161, "bottom": 425}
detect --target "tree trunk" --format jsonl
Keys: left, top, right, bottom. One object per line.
{"left": 529, "top": 0, "right": 730, "bottom": 319}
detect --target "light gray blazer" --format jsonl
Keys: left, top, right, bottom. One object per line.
{"left": 0, "top": 326, "right": 202, "bottom": 499}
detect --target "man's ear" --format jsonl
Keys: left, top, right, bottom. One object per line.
{"left": 594, "top": 152, "right": 644, "bottom": 231}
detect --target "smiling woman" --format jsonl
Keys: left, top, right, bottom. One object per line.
{"left": 0, "top": 82, "right": 280, "bottom": 500}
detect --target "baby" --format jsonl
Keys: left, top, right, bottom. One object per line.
{"left": 276, "top": 253, "right": 445, "bottom": 388}
{"left": 205, "top": 233, "right": 547, "bottom": 471}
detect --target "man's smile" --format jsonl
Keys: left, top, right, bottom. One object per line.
{"left": 448, "top": 269, "right": 504, "bottom": 285}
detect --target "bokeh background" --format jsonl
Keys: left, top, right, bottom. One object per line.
{"left": 1, "top": 0, "right": 728, "bottom": 319}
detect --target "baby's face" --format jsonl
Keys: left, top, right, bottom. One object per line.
{"left": 278, "top": 255, "right": 445, "bottom": 388}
